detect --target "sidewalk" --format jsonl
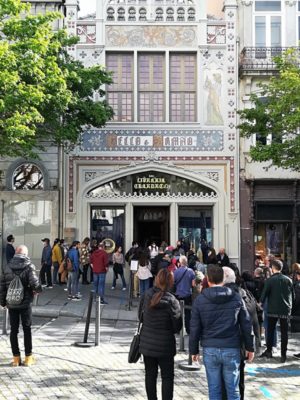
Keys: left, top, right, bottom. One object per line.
{"left": 31, "top": 275, "right": 138, "bottom": 321}
{"left": 0, "top": 277, "right": 300, "bottom": 399}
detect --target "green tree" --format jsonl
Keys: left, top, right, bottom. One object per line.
{"left": 0, "top": 0, "right": 113, "bottom": 158}
{"left": 238, "top": 49, "right": 300, "bottom": 171}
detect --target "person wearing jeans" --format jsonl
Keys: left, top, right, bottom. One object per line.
{"left": 67, "top": 241, "right": 81, "bottom": 300}
{"left": 203, "top": 347, "right": 241, "bottom": 399}
{"left": 189, "top": 265, "right": 254, "bottom": 400}
{"left": 90, "top": 242, "right": 108, "bottom": 304}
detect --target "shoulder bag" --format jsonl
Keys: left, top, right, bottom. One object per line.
{"left": 128, "top": 313, "right": 143, "bottom": 363}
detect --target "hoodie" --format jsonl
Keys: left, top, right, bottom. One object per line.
{"left": 0, "top": 254, "right": 42, "bottom": 309}
{"left": 189, "top": 286, "right": 254, "bottom": 355}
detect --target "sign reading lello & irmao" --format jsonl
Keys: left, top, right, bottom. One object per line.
{"left": 82, "top": 129, "right": 224, "bottom": 152}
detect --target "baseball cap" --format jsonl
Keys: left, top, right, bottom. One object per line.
{"left": 42, "top": 238, "right": 50, "bottom": 243}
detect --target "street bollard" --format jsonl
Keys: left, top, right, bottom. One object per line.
{"left": 2, "top": 308, "right": 8, "bottom": 335}
{"left": 95, "top": 294, "right": 101, "bottom": 346}
{"left": 74, "top": 290, "right": 95, "bottom": 348}
{"left": 179, "top": 300, "right": 185, "bottom": 352}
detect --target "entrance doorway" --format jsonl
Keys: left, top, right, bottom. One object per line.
{"left": 134, "top": 206, "right": 169, "bottom": 248}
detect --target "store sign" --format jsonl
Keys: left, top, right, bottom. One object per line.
{"left": 133, "top": 174, "right": 171, "bottom": 192}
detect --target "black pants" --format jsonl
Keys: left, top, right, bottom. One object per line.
{"left": 9, "top": 307, "right": 32, "bottom": 356}
{"left": 40, "top": 263, "right": 52, "bottom": 286}
{"left": 82, "top": 264, "right": 90, "bottom": 283}
{"left": 177, "top": 296, "right": 192, "bottom": 334}
{"left": 144, "top": 355, "right": 174, "bottom": 400}
{"left": 267, "top": 316, "right": 288, "bottom": 355}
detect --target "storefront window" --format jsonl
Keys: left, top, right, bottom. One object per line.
{"left": 178, "top": 206, "right": 213, "bottom": 253}
{"left": 3, "top": 200, "right": 52, "bottom": 265}
{"left": 254, "top": 222, "right": 292, "bottom": 264}
{"left": 91, "top": 207, "right": 125, "bottom": 250}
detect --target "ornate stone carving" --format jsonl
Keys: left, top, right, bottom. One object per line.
{"left": 77, "top": 25, "right": 96, "bottom": 44}
{"left": 240, "top": 0, "right": 253, "bottom": 5}
{"left": 207, "top": 25, "right": 226, "bottom": 44}
{"left": 106, "top": 26, "right": 197, "bottom": 47}
{"left": 285, "top": 0, "right": 297, "bottom": 6}
{"left": 86, "top": 191, "right": 218, "bottom": 200}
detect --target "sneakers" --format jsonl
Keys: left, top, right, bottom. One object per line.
{"left": 12, "top": 356, "right": 21, "bottom": 367}
{"left": 24, "top": 355, "right": 35, "bottom": 367}
{"left": 122, "top": 287, "right": 127, "bottom": 291}
{"left": 259, "top": 350, "right": 273, "bottom": 359}
{"left": 72, "top": 296, "right": 81, "bottom": 301}
{"left": 46, "top": 285, "right": 53, "bottom": 289}
{"left": 111, "top": 286, "right": 115, "bottom": 290}
{"left": 101, "top": 299, "right": 108, "bottom": 305}
{"left": 293, "top": 353, "right": 300, "bottom": 360}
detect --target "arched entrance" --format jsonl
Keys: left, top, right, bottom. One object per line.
{"left": 82, "top": 165, "right": 220, "bottom": 251}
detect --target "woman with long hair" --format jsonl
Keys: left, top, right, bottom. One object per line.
{"left": 137, "top": 251, "right": 152, "bottom": 295}
{"left": 138, "top": 269, "right": 182, "bottom": 400}
{"left": 112, "top": 246, "right": 126, "bottom": 290}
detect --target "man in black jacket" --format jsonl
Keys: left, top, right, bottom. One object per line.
{"left": 260, "top": 259, "right": 294, "bottom": 363}
{"left": 0, "top": 245, "right": 42, "bottom": 367}
{"left": 189, "top": 265, "right": 254, "bottom": 400}
{"left": 5, "top": 234, "right": 15, "bottom": 264}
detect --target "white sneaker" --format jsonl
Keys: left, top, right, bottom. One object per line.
{"left": 111, "top": 286, "right": 115, "bottom": 290}
{"left": 122, "top": 287, "right": 127, "bottom": 291}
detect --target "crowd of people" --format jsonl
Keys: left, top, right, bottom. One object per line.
{"left": 1, "top": 233, "right": 300, "bottom": 400}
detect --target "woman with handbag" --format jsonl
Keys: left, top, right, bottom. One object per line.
{"left": 112, "top": 246, "right": 126, "bottom": 290}
{"left": 138, "top": 268, "right": 182, "bottom": 400}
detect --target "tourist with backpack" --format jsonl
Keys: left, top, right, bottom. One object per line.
{"left": 0, "top": 245, "right": 42, "bottom": 367}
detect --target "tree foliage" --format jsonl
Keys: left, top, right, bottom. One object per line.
{"left": 238, "top": 49, "right": 300, "bottom": 171}
{"left": 0, "top": 0, "right": 113, "bottom": 158}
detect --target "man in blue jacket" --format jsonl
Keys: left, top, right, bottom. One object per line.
{"left": 189, "top": 264, "right": 254, "bottom": 400}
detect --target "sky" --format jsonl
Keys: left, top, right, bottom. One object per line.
{"left": 78, "top": 0, "right": 96, "bottom": 17}
{"left": 77, "top": 0, "right": 224, "bottom": 18}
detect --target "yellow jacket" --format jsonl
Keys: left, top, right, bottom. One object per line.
{"left": 52, "top": 243, "right": 63, "bottom": 264}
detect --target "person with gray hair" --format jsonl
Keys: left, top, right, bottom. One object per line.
{"left": 0, "top": 245, "right": 41, "bottom": 367}
{"left": 222, "top": 266, "right": 260, "bottom": 400}
{"left": 260, "top": 259, "right": 294, "bottom": 363}
{"left": 173, "top": 255, "right": 195, "bottom": 334}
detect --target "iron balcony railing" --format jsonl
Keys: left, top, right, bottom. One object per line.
{"left": 239, "top": 46, "right": 300, "bottom": 74}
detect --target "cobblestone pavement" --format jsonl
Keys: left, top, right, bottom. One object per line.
{"left": 0, "top": 283, "right": 299, "bottom": 399}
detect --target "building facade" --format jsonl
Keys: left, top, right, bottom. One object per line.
{"left": 238, "top": 0, "right": 300, "bottom": 269}
{"left": 60, "top": 0, "right": 241, "bottom": 263}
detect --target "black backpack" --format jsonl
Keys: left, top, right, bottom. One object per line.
{"left": 6, "top": 271, "right": 24, "bottom": 306}
{"left": 240, "top": 287, "right": 258, "bottom": 316}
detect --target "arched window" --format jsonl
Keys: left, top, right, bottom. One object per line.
{"left": 187, "top": 7, "right": 195, "bottom": 21}
{"left": 155, "top": 7, "right": 163, "bottom": 21}
{"left": 107, "top": 7, "right": 115, "bottom": 21}
{"left": 128, "top": 7, "right": 136, "bottom": 21}
{"left": 117, "top": 7, "right": 125, "bottom": 21}
{"left": 139, "top": 7, "right": 147, "bottom": 21}
{"left": 12, "top": 163, "right": 44, "bottom": 190}
{"left": 166, "top": 7, "right": 174, "bottom": 21}
{"left": 177, "top": 7, "right": 185, "bottom": 21}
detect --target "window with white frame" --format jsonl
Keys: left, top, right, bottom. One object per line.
{"left": 254, "top": 0, "right": 282, "bottom": 50}
{"left": 169, "top": 53, "right": 196, "bottom": 122}
{"left": 138, "top": 53, "right": 165, "bottom": 122}
{"left": 106, "top": 53, "right": 133, "bottom": 122}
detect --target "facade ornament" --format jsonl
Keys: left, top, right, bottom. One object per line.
{"left": 285, "top": 0, "right": 297, "bottom": 6}
{"left": 86, "top": 191, "right": 218, "bottom": 200}
{"left": 240, "top": 0, "right": 253, "bottom": 5}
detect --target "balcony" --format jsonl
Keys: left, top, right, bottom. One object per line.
{"left": 239, "top": 46, "right": 300, "bottom": 77}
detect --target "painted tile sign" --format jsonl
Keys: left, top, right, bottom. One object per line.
{"left": 81, "top": 129, "right": 224, "bottom": 152}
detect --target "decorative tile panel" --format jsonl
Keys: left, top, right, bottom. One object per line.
{"left": 207, "top": 25, "right": 226, "bottom": 44}
{"left": 81, "top": 129, "right": 224, "bottom": 152}
{"left": 77, "top": 25, "right": 96, "bottom": 44}
{"left": 106, "top": 26, "right": 197, "bottom": 47}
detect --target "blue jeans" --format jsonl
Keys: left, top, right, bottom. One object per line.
{"left": 203, "top": 347, "right": 241, "bottom": 400}
{"left": 68, "top": 270, "right": 79, "bottom": 296}
{"left": 94, "top": 272, "right": 106, "bottom": 299}
{"left": 139, "top": 278, "right": 150, "bottom": 295}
